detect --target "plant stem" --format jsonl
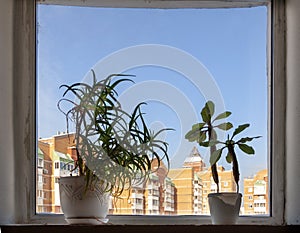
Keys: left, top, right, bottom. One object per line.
{"left": 208, "top": 126, "right": 219, "bottom": 193}
{"left": 228, "top": 144, "right": 239, "bottom": 193}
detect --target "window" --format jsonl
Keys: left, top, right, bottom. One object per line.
{"left": 37, "top": 0, "right": 269, "bottom": 219}
{"left": 38, "top": 158, "right": 43, "bottom": 168}
{"left": 2, "top": 0, "right": 288, "bottom": 226}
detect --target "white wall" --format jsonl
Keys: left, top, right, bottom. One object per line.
{"left": 0, "top": 0, "right": 16, "bottom": 224}
{"left": 286, "top": 0, "right": 300, "bottom": 225}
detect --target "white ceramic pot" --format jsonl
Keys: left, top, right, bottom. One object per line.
{"left": 208, "top": 192, "right": 242, "bottom": 224}
{"left": 59, "top": 176, "right": 110, "bottom": 224}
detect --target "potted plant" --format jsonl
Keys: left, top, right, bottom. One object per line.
{"left": 185, "top": 100, "right": 260, "bottom": 224}
{"left": 57, "top": 70, "right": 172, "bottom": 224}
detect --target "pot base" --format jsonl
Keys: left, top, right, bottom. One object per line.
{"left": 65, "top": 217, "right": 109, "bottom": 225}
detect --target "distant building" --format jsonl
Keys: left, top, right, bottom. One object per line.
{"left": 197, "top": 166, "right": 236, "bottom": 214}
{"left": 183, "top": 146, "right": 206, "bottom": 172}
{"left": 168, "top": 167, "right": 195, "bottom": 215}
{"left": 36, "top": 134, "right": 268, "bottom": 216}
{"left": 37, "top": 133, "right": 77, "bottom": 213}
{"left": 111, "top": 159, "right": 175, "bottom": 215}
{"left": 243, "top": 169, "right": 268, "bottom": 215}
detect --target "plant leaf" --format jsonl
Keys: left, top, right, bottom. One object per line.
{"left": 226, "top": 151, "right": 232, "bottom": 163}
{"left": 200, "top": 139, "right": 220, "bottom": 147}
{"left": 198, "top": 131, "right": 207, "bottom": 143}
{"left": 232, "top": 123, "right": 250, "bottom": 138}
{"left": 215, "top": 122, "right": 233, "bottom": 131}
{"left": 206, "top": 101, "right": 215, "bottom": 116}
{"left": 185, "top": 128, "right": 202, "bottom": 142}
{"left": 192, "top": 122, "right": 206, "bottom": 130}
{"left": 213, "top": 111, "right": 232, "bottom": 121}
{"left": 238, "top": 136, "right": 262, "bottom": 144}
{"left": 209, "top": 148, "right": 223, "bottom": 165}
{"left": 201, "top": 106, "right": 209, "bottom": 123}
{"left": 238, "top": 143, "right": 255, "bottom": 154}
{"left": 199, "top": 141, "right": 209, "bottom": 147}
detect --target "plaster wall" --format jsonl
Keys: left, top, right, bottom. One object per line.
{"left": 285, "top": 0, "right": 300, "bottom": 225}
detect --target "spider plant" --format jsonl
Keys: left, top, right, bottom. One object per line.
{"left": 185, "top": 101, "right": 232, "bottom": 192}
{"left": 57, "top": 70, "right": 172, "bottom": 197}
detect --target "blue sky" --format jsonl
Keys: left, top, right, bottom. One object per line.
{"left": 37, "top": 5, "right": 268, "bottom": 178}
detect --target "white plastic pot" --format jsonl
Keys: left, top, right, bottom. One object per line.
{"left": 208, "top": 192, "right": 242, "bottom": 224}
{"left": 59, "top": 176, "right": 110, "bottom": 224}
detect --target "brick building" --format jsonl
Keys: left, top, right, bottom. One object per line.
{"left": 243, "top": 169, "right": 268, "bottom": 215}
{"left": 37, "top": 133, "right": 77, "bottom": 213}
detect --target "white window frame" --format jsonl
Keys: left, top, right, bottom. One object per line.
{"left": 11, "top": 0, "right": 285, "bottom": 225}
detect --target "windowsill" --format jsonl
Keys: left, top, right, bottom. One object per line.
{"left": 1, "top": 225, "right": 299, "bottom": 233}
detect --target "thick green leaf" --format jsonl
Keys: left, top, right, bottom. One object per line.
{"left": 199, "top": 139, "right": 219, "bottom": 147}
{"left": 238, "top": 143, "right": 255, "bottom": 154}
{"left": 209, "top": 148, "right": 223, "bottom": 165}
{"left": 215, "top": 122, "right": 233, "bottom": 131}
{"left": 192, "top": 122, "right": 206, "bottom": 130}
{"left": 226, "top": 151, "right": 232, "bottom": 163}
{"left": 185, "top": 128, "right": 202, "bottom": 142}
{"left": 201, "top": 106, "right": 210, "bottom": 123}
{"left": 198, "top": 131, "right": 207, "bottom": 142}
{"left": 206, "top": 101, "right": 215, "bottom": 116}
{"left": 213, "top": 111, "right": 232, "bottom": 122}
{"left": 232, "top": 123, "right": 250, "bottom": 138}
{"left": 199, "top": 141, "right": 210, "bottom": 147}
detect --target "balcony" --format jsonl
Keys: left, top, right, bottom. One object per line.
{"left": 254, "top": 206, "right": 267, "bottom": 213}
{"left": 131, "top": 193, "right": 144, "bottom": 199}
{"left": 132, "top": 203, "right": 143, "bottom": 210}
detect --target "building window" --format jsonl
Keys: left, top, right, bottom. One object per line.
{"left": 38, "top": 158, "right": 43, "bottom": 168}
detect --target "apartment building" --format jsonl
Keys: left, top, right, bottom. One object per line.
{"left": 197, "top": 166, "right": 236, "bottom": 214}
{"left": 37, "top": 133, "right": 77, "bottom": 213}
{"left": 243, "top": 169, "right": 268, "bottom": 215}
{"left": 36, "top": 132, "right": 268, "bottom": 216}
{"left": 111, "top": 159, "right": 175, "bottom": 215}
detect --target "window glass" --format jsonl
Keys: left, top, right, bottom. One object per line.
{"left": 36, "top": 4, "right": 268, "bottom": 216}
